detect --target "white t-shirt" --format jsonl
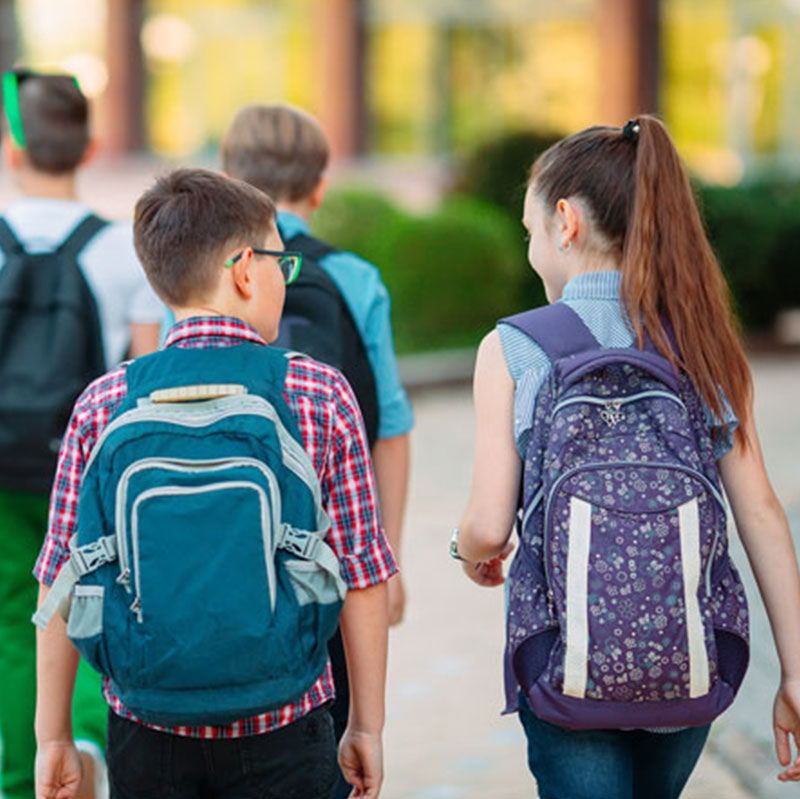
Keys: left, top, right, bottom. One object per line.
{"left": 0, "top": 197, "right": 164, "bottom": 367}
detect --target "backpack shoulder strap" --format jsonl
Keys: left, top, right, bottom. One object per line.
{"left": 0, "top": 217, "right": 24, "bottom": 256}
{"left": 501, "top": 302, "right": 600, "bottom": 361}
{"left": 283, "top": 231, "right": 339, "bottom": 263}
{"left": 56, "top": 213, "right": 109, "bottom": 259}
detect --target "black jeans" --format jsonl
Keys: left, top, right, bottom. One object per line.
{"left": 107, "top": 706, "right": 337, "bottom": 799}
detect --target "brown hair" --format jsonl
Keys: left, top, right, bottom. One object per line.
{"left": 133, "top": 168, "right": 276, "bottom": 306}
{"left": 12, "top": 70, "right": 90, "bottom": 174}
{"left": 220, "top": 104, "right": 329, "bottom": 202}
{"left": 531, "top": 115, "right": 752, "bottom": 447}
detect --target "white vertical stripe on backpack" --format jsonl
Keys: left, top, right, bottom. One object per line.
{"left": 678, "top": 497, "right": 710, "bottom": 698}
{"left": 563, "top": 496, "right": 592, "bottom": 699}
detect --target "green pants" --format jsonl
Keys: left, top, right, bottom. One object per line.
{"left": 0, "top": 491, "right": 107, "bottom": 799}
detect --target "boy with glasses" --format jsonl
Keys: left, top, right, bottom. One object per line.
{"left": 0, "top": 69, "right": 162, "bottom": 799}
{"left": 33, "top": 168, "right": 393, "bottom": 799}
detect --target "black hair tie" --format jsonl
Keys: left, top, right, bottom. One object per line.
{"left": 622, "top": 119, "right": 641, "bottom": 142}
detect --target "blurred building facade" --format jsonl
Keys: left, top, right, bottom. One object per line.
{"left": 4, "top": 0, "right": 800, "bottom": 183}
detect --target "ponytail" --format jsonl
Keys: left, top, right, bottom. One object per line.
{"left": 531, "top": 115, "right": 752, "bottom": 448}
{"left": 622, "top": 116, "right": 751, "bottom": 446}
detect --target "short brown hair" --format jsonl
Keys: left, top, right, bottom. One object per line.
{"left": 221, "top": 104, "right": 329, "bottom": 202}
{"left": 11, "top": 70, "right": 90, "bottom": 174}
{"left": 133, "top": 168, "right": 276, "bottom": 306}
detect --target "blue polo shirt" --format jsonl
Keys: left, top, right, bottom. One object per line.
{"left": 278, "top": 211, "right": 414, "bottom": 440}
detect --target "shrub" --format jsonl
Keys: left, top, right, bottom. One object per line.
{"left": 696, "top": 181, "right": 800, "bottom": 329}
{"left": 311, "top": 186, "right": 409, "bottom": 271}
{"left": 452, "top": 129, "right": 563, "bottom": 219}
{"left": 382, "top": 196, "right": 537, "bottom": 351}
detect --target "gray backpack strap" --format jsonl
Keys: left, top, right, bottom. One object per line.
{"left": 32, "top": 535, "right": 117, "bottom": 630}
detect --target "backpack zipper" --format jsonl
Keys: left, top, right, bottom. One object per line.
{"left": 85, "top": 397, "right": 318, "bottom": 496}
{"left": 551, "top": 390, "right": 686, "bottom": 420}
{"left": 115, "top": 457, "right": 282, "bottom": 596}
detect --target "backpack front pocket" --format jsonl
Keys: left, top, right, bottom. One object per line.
{"left": 121, "top": 459, "right": 287, "bottom": 690}
{"left": 546, "top": 465, "right": 721, "bottom": 704}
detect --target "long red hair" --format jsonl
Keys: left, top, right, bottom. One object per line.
{"left": 530, "top": 115, "right": 751, "bottom": 447}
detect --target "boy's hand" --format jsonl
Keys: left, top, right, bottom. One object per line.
{"left": 339, "top": 727, "right": 383, "bottom": 798}
{"left": 387, "top": 574, "right": 405, "bottom": 626}
{"left": 35, "top": 740, "right": 82, "bottom": 799}
{"left": 774, "top": 679, "right": 800, "bottom": 781}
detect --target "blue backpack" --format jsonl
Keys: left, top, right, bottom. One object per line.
{"left": 501, "top": 304, "right": 749, "bottom": 730}
{"left": 34, "top": 343, "right": 346, "bottom": 727}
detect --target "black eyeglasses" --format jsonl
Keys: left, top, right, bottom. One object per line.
{"left": 224, "top": 249, "right": 303, "bottom": 285}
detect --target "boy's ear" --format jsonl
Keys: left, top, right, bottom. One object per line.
{"left": 309, "top": 176, "right": 328, "bottom": 210}
{"left": 2, "top": 134, "right": 26, "bottom": 171}
{"left": 79, "top": 138, "right": 99, "bottom": 168}
{"left": 229, "top": 247, "right": 255, "bottom": 299}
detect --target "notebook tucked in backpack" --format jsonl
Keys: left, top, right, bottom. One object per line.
{"left": 273, "top": 232, "right": 379, "bottom": 448}
{"left": 33, "top": 343, "right": 347, "bottom": 727}
{"left": 501, "top": 303, "right": 750, "bottom": 730}
{"left": 0, "top": 214, "right": 108, "bottom": 493}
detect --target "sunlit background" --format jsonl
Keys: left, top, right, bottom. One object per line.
{"left": 3, "top": 0, "right": 798, "bottom": 182}
{"left": 2, "top": 0, "right": 800, "bottom": 351}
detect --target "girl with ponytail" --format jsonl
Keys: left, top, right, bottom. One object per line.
{"left": 453, "top": 116, "right": 800, "bottom": 797}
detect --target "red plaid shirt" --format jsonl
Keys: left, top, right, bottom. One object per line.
{"left": 34, "top": 316, "right": 397, "bottom": 738}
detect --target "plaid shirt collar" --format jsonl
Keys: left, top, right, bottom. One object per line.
{"left": 164, "top": 315, "right": 267, "bottom": 349}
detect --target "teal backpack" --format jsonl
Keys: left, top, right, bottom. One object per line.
{"left": 34, "top": 343, "right": 346, "bottom": 726}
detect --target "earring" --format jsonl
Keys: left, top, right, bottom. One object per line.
{"left": 558, "top": 240, "right": 572, "bottom": 253}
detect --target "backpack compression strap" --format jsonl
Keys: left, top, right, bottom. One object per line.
{"left": 501, "top": 302, "right": 600, "bottom": 361}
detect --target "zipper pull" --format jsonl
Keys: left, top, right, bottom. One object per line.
{"left": 116, "top": 568, "right": 131, "bottom": 591}
{"left": 547, "top": 589, "right": 556, "bottom": 623}
{"left": 129, "top": 596, "right": 143, "bottom": 623}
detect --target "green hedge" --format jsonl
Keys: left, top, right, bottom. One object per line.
{"left": 312, "top": 188, "right": 543, "bottom": 353}
{"left": 452, "top": 129, "right": 562, "bottom": 220}
{"left": 696, "top": 181, "right": 800, "bottom": 329}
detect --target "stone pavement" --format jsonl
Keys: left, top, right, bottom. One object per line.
{"left": 382, "top": 352, "right": 800, "bottom": 799}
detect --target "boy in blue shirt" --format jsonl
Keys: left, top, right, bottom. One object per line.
{"left": 221, "top": 104, "right": 413, "bottom": 626}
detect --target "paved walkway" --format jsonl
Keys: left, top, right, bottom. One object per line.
{"left": 383, "top": 353, "right": 800, "bottom": 798}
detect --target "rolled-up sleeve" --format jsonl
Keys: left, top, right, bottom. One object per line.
{"left": 323, "top": 370, "right": 398, "bottom": 589}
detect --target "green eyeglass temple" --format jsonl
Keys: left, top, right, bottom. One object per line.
{"left": 2, "top": 70, "right": 82, "bottom": 150}
{"left": 223, "top": 248, "right": 302, "bottom": 285}
{"left": 2, "top": 72, "right": 26, "bottom": 149}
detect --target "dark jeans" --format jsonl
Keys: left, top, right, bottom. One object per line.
{"left": 518, "top": 694, "right": 710, "bottom": 799}
{"left": 107, "top": 706, "right": 337, "bottom": 799}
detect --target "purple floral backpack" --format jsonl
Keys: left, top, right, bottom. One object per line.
{"left": 501, "top": 303, "right": 749, "bottom": 730}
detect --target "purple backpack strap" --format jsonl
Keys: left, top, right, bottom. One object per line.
{"left": 500, "top": 303, "right": 600, "bottom": 361}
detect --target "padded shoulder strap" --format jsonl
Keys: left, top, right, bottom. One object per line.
{"left": 0, "top": 217, "right": 24, "bottom": 256}
{"left": 283, "top": 231, "right": 339, "bottom": 263}
{"left": 501, "top": 303, "right": 600, "bottom": 361}
{"left": 56, "top": 214, "right": 109, "bottom": 259}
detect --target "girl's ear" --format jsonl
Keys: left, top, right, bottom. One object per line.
{"left": 556, "top": 197, "right": 581, "bottom": 249}
{"left": 229, "top": 248, "right": 255, "bottom": 299}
